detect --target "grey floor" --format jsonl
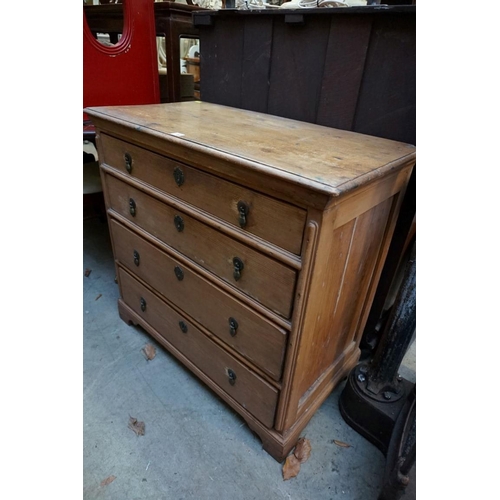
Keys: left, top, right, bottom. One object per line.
{"left": 83, "top": 214, "right": 416, "bottom": 500}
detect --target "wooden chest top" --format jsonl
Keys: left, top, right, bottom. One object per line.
{"left": 86, "top": 102, "right": 416, "bottom": 199}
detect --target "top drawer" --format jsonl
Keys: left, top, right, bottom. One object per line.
{"left": 99, "top": 134, "right": 307, "bottom": 255}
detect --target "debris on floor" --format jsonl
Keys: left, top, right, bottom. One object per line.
{"left": 142, "top": 344, "right": 156, "bottom": 361}
{"left": 282, "top": 437, "right": 312, "bottom": 480}
{"left": 333, "top": 440, "right": 351, "bottom": 448}
{"left": 283, "top": 454, "right": 301, "bottom": 480}
{"left": 294, "top": 438, "right": 312, "bottom": 463}
{"left": 128, "top": 417, "right": 145, "bottom": 436}
{"left": 100, "top": 475, "right": 116, "bottom": 487}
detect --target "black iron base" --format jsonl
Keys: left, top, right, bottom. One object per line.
{"left": 378, "top": 384, "right": 416, "bottom": 500}
{"left": 339, "top": 364, "right": 415, "bottom": 456}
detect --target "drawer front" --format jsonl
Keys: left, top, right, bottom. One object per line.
{"left": 100, "top": 133, "right": 306, "bottom": 255}
{"left": 110, "top": 219, "right": 287, "bottom": 380}
{"left": 105, "top": 173, "right": 297, "bottom": 318}
{"left": 118, "top": 267, "right": 279, "bottom": 428}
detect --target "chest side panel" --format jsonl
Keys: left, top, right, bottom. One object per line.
{"left": 279, "top": 165, "right": 412, "bottom": 430}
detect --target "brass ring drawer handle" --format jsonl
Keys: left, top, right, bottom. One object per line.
{"left": 233, "top": 257, "right": 244, "bottom": 281}
{"left": 174, "top": 266, "right": 184, "bottom": 281}
{"left": 140, "top": 297, "right": 147, "bottom": 312}
{"left": 227, "top": 369, "right": 237, "bottom": 386}
{"left": 229, "top": 317, "right": 238, "bottom": 337}
{"left": 129, "top": 198, "right": 136, "bottom": 217}
{"left": 124, "top": 152, "right": 132, "bottom": 173}
{"left": 133, "top": 250, "right": 140, "bottom": 266}
{"left": 173, "top": 167, "right": 184, "bottom": 187}
{"left": 237, "top": 201, "right": 250, "bottom": 228}
{"left": 174, "top": 215, "right": 184, "bottom": 232}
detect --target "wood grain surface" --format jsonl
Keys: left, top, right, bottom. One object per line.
{"left": 119, "top": 267, "right": 279, "bottom": 428}
{"left": 100, "top": 133, "right": 307, "bottom": 254}
{"left": 91, "top": 100, "right": 415, "bottom": 461}
{"left": 105, "top": 172, "right": 298, "bottom": 318}
{"left": 87, "top": 102, "right": 416, "bottom": 196}
{"left": 110, "top": 218, "right": 288, "bottom": 380}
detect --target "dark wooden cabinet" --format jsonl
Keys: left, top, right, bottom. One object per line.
{"left": 193, "top": 6, "right": 415, "bottom": 145}
{"left": 86, "top": 101, "right": 415, "bottom": 461}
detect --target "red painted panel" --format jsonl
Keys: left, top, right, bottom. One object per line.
{"left": 83, "top": 0, "right": 160, "bottom": 121}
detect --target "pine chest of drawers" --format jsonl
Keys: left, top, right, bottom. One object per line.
{"left": 86, "top": 102, "right": 416, "bottom": 461}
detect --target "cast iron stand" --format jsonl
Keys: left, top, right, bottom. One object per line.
{"left": 339, "top": 241, "right": 416, "bottom": 499}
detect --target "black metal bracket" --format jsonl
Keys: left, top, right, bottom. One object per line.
{"left": 285, "top": 14, "right": 304, "bottom": 25}
{"left": 192, "top": 13, "right": 214, "bottom": 27}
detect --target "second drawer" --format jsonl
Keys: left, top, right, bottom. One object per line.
{"left": 105, "top": 173, "right": 297, "bottom": 318}
{"left": 110, "top": 218, "right": 288, "bottom": 381}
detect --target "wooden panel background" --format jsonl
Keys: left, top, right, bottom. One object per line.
{"left": 241, "top": 17, "right": 274, "bottom": 113}
{"left": 267, "top": 17, "right": 331, "bottom": 123}
{"left": 316, "top": 16, "right": 372, "bottom": 130}
{"left": 195, "top": 9, "right": 415, "bottom": 145}
{"left": 199, "top": 19, "right": 245, "bottom": 108}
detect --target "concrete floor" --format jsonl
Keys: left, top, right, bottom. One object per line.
{"left": 83, "top": 214, "right": 416, "bottom": 500}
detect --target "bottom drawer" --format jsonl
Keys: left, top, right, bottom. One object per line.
{"left": 118, "top": 267, "right": 279, "bottom": 428}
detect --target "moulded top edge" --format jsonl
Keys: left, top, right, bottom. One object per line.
{"left": 85, "top": 102, "right": 415, "bottom": 197}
